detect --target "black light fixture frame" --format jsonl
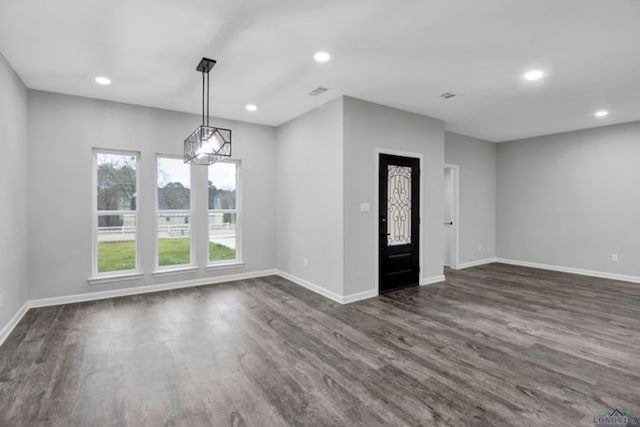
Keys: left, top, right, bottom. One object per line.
{"left": 184, "top": 57, "right": 232, "bottom": 165}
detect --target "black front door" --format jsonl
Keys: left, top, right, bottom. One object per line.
{"left": 379, "top": 154, "right": 420, "bottom": 293}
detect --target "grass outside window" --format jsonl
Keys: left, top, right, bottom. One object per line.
{"left": 98, "top": 238, "right": 236, "bottom": 273}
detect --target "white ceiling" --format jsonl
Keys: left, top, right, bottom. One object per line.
{"left": 1, "top": 0, "right": 639, "bottom": 142}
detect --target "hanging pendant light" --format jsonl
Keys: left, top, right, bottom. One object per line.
{"left": 184, "top": 57, "right": 232, "bottom": 165}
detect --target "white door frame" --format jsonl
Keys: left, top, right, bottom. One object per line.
{"left": 444, "top": 163, "right": 460, "bottom": 269}
{"left": 375, "top": 148, "right": 424, "bottom": 293}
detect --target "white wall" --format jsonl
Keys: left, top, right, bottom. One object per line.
{"left": 19, "top": 78, "right": 638, "bottom": 311}
{"left": 275, "top": 97, "right": 344, "bottom": 296}
{"left": 497, "top": 121, "right": 640, "bottom": 277}
{"left": 27, "top": 91, "right": 277, "bottom": 299}
{"left": 343, "top": 96, "right": 445, "bottom": 295}
{"left": 444, "top": 132, "right": 497, "bottom": 264}
{"left": 0, "top": 52, "right": 28, "bottom": 330}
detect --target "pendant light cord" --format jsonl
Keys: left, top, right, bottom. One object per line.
{"left": 202, "top": 71, "right": 205, "bottom": 128}
{"left": 201, "top": 70, "right": 211, "bottom": 127}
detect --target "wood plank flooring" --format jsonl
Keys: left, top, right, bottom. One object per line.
{"left": 1, "top": 263, "right": 639, "bottom": 426}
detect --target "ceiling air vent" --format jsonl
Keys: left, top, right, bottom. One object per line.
{"left": 308, "top": 86, "right": 329, "bottom": 96}
{"left": 439, "top": 92, "right": 457, "bottom": 100}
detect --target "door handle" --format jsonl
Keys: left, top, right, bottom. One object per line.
{"left": 444, "top": 221, "right": 453, "bottom": 226}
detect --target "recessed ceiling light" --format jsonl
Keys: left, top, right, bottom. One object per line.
{"left": 245, "top": 104, "right": 257, "bottom": 112}
{"left": 95, "top": 76, "right": 111, "bottom": 86}
{"left": 523, "top": 70, "right": 545, "bottom": 81}
{"left": 594, "top": 110, "right": 609, "bottom": 118}
{"left": 314, "top": 51, "right": 331, "bottom": 63}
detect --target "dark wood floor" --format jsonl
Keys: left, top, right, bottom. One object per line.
{"left": 1, "top": 263, "right": 639, "bottom": 426}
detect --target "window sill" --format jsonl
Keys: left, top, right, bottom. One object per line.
{"left": 152, "top": 266, "right": 199, "bottom": 277}
{"left": 88, "top": 272, "right": 144, "bottom": 285}
{"left": 206, "top": 261, "right": 245, "bottom": 271}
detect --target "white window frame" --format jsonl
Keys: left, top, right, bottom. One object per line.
{"left": 155, "top": 154, "right": 195, "bottom": 271}
{"left": 91, "top": 148, "right": 141, "bottom": 279}
{"left": 207, "top": 159, "right": 242, "bottom": 266}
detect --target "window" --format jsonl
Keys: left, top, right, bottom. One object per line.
{"left": 157, "top": 156, "right": 193, "bottom": 269}
{"left": 208, "top": 161, "right": 240, "bottom": 264}
{"left": 93, "top": 150, "right": 139, "bottom": 276}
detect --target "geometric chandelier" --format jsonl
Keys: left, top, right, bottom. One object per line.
{"left": 184, "top": 57, "right": 232, "bottom": 165}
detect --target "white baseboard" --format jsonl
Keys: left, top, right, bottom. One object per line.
{"left": 495, "top": 258, "right": 640, "bottom": 284}
{"left": 342, "top": 289, "right": 378, "bottom": 304}
{"left": 455, "top": 258, "right": 498, "bottom": 270}
{"left": 421, "top": 275, "right": 446, "bottom": 286}
{"left": 0, "top": 301, "right": 30, "bottom": 348}
{"left": 29, "top": 269, "right": 278, "bottom": 308}
{"left": 0, "top": 269, "right": 277, "bottom": 348}
{"left": 274, "top": 269, "right": 346, "bottom": 304}
{"left": 19, "top": 258, "right": 631, "bottom": 348}
{"left": 276, "top": 270, "right": 449, "bottom": 302}
{"left": 274, "top": 270, "right": 379, "bottom": 304}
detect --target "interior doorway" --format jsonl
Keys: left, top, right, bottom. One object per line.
{"left": 443, "top": 164, "right": 459, "bottom": 269}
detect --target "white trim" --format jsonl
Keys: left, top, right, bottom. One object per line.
{"left": 207, "top": 159, "right": 243, "bottom": 265}
{"left": 495, "top": 258, "right": 640, "bottom": 284}
{"left": 206, "top": 261, "right": 245, "bottom": 271}
{"left": 0, "top": 301, "right": 30, "bottom": 348}
{"left": 6, "top": 260, "right": 637, "bottom": 349}
{"left": 1, "top": 269, "right": 376, "bottom": 348}
{"left": 30, "top": 269, "right": 277, "bottom": 309}
{"left": 278, "top": 269, "right": 460, "bottom": 304}
{"left": 155, "top": 154, "right": 195, "bottom": 271}
{"left": 0, "top": 270, "right": 277, "bottom": 349}
{"left": 92, "top": 149, "right": 141, "bottom": 278}
{"left": 444, "top": 164, "right": 460, "bottom": 269}
{"left": 208, "top": 209, "right": 237, "bottom": 213}
{"left": 375, "top": 148, "right": 424, "bottom": 295}
{"left": 421, "top": 275, "right": 446, "bottom": 286}
{"left": 456, "top": 257, "right": 497, "bottom": 270}
{"left": 342, "top": 289, "right": 378, "bottom": 304}
{"left": 151, "top": 266, "right": 199, "bottom": 277}
{"left": 88, "top": 272, "right": 144, "bottom": 285}
{"left": 276, "top": 270, "right": 379, "bottom": 305}
{"left": 275, "top": 269, "right": 344, "bottom": 304}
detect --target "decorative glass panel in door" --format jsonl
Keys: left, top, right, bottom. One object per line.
{"left": 387, "top": 165, "right": 412, "bottom": 246}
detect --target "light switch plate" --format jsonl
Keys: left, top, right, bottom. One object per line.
{"left": 360, "top": 202, "right": 371, "bottom": 213}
